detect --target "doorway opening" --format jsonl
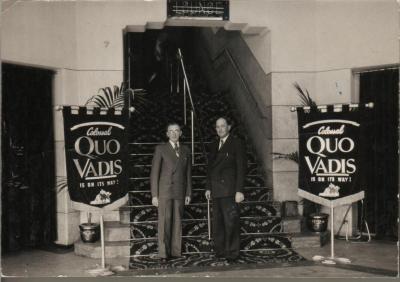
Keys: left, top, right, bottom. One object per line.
{"left": 2, "top": 63, "right": 57, "bottom": 252}
{"left": 358, "top": 67, "right": 399, "bottom": 240}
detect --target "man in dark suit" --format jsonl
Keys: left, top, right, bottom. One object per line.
{"left": 205, "top": 117, "right": 246, "bottom": 262}
{"left": 150, "top": 123, "right": 192, "bottom": 262}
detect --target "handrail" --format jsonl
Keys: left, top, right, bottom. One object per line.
{"left": 215, "top": 48, "right": 267, "bottom": 121}
{"left": 176, "top": 48, "right": 211, "bottom": 240}
{"left": 177, "top": 48, "right": 209, "bottom": 167}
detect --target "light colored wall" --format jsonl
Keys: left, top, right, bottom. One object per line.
{"left": 231, "top": 0, "right": 317, "bottom": 72}
{"left": 74, "top": 1, "right": 166, "bottom": 70}
{"left": 315, "top": 0, "right": 398, "bottom": 70}
{"left": 1, "top": 2, "right": 77, "bottom": 69}
{"left": 237, "top": 0, "right": 398, "bottom": 72}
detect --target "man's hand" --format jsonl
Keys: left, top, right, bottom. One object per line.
{"left": 205, "top": 190, "right": 211, "bottom": 200}
{"left": 185, "top": 196, "right": 191, "bottom": 205}
{"left": 235, "top": 192, "right": 244, "bottom": 203}
{"left": 152, "top": 197, "right": 159, "bottom": 207}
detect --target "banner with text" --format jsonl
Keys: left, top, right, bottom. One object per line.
{"left": 62, "top": 107, "right": 130, "bottom": 210}
{"left": 297, "top": 105, "right": 368, "bottom": 199}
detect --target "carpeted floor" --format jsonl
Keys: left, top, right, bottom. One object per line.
{"left": 129, "top": 248, "right": 306, "bottom": 273}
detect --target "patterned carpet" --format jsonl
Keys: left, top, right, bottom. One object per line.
{"left": 129, "top": 249, "right": 306, "bottom": 272}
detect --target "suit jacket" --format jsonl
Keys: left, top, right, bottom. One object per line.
{"left": 206, "top": 135, "right": 246, "bottom": 198}
{"left": 150, "top": 143, "right": 192, "bottom": 200}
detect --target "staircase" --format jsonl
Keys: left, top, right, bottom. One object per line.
{"left": 75, "top": 55, "right": 308, "bottom": 270}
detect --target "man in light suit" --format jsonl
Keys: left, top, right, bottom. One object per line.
{"left": 150, "top": 123, "right": 191, "bottom": 262}
{"left": 205, "top": 117, "right": 246, "bottom": 262}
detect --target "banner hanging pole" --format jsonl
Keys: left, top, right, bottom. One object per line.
{"left": 290, "top": 102, "right": 374, "bottom": 112}
{"left": 86, "top": 213, "right": 113, "bottom": 276}
{"left": 207, "top": 198, "right": 211, "bottom": 240}
{"left": 54, "top": 105, "right": 135, "bottom": 112}
{"left": 330, "top": 205, "right": 334, "bottom": 259}
{"left": 100, "top": 215, "right": 106, "bottom": 269}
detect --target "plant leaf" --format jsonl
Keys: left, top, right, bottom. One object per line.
{"left": 113, "top": 85, "right": 120, "bottom": 101}
{"left": 272, "top": 151, "right": 299, "bottom": 164}
{"left": 104, "top": 87, "right": 114, "bottom": 107}
{"left": 293, "top": 82, "right": 316, "bottom": 107}
{"left": 56, "top": 176, "right": 68, "bottom": 193}
{"left": 84, "top": 83, "right": 149, "bottom": 111}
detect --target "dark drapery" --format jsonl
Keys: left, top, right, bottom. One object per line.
{"left": 359, "top": 68, "right": 399, "bottom": 239}
{"left": 2, "top": 63, "right": 57, "bottom": 252}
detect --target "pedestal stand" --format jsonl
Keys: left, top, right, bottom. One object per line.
{"left": 86, "top": 215, "right": 114, "bottom": 276}
{"left": 299, "top": 190, "right": 365, "bottom": 265}
{"left": 312, "top": 206, "right": 351, "bottom": 265}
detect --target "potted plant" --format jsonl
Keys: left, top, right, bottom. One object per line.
{"left": 79, "top": 213, "right": 100, "bottom": 243}
{"left": 272, "top": 83, "right": 328, "bottom": 231}
{"left": 306, "top": 210, "right": 329, "bottom": 233}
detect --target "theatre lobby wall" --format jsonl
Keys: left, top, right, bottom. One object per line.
{"left": 2, "top": 0, "right": 398, "bottom": 245}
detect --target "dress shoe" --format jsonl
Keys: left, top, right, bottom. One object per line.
{"left": 226, "top": 257, "right": 239, "bottom": 263}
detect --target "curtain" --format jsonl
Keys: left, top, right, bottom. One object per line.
{"left": 2, "top": 64, "right": 57, "bottom": 252}
{"left": 359, "top": 68, "right": 399, "bottom": 239}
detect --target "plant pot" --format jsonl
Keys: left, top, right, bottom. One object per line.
{"left": 79, "top": 223, "right": 100, "bottom": 243}
{"left": 307, "top": 213, "right": 329, "bottom": 233}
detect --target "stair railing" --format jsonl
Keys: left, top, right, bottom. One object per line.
{"left": 176, "top": 48, "right": 211, "bottom": 240}
{"left": 176, "top": 48, "right": 208, "bottom": 165}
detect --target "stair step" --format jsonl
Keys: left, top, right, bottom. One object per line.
{"left": 129, "top": 142, "right": 211, "bottom": 154}
{"left": 129, "top": 141, "right": 258, "bottom": 154}
{"left": 74, "top": 239, "right": 130, "bottom": 259}
{"left": 129, "top": 152, "right": 206, "bottom": 165}
{"left": 130, "top": 131, "right": 204, "bottom": 144}
{"left": 128, "top": 187, "right": 272, "bottom": 205}
{"left": 130, "top": 162, "right": 260, "bottom": 177}
{"left": 128, "top": 184, "right": 270, "bottom": 192}
{"left": 120, "top": 201, "right": 281, "bottom": 223}
{"left": 103, "top": 221, "right": 131, "bottom": 241}
{"left": 130, "top": 234, "right": 293, "bottom": 256}
{"left": 129, "top": 151, "right": 258, "bottom": 165}
{"left": 291, "top": 231, "right": 330, "bottom": 248}
{"left": 130, "top": 216, "right": 283, "bottom": 239}
{"left": 129, "top": 175, "right": 266, "bottom": 190}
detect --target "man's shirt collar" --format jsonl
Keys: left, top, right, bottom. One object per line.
{"left": 169, "top": 140, "right": 180, "bottom": 148}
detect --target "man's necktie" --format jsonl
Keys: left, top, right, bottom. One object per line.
{"left": 219, "top": 139, "right": 224, "bottom": 151}
{"left": 173, "top": 143, "right": 180, "bottom": 157}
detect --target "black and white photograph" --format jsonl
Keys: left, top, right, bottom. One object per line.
{"left": 1, "top": 0, "right": 399, "bottom": 279}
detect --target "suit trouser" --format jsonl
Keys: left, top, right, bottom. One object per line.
{"left": 158, "top": 198, "right": 184, "bottom": 258}
{"left": 212, "top": 196, "right": 240, "bottom": 259}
